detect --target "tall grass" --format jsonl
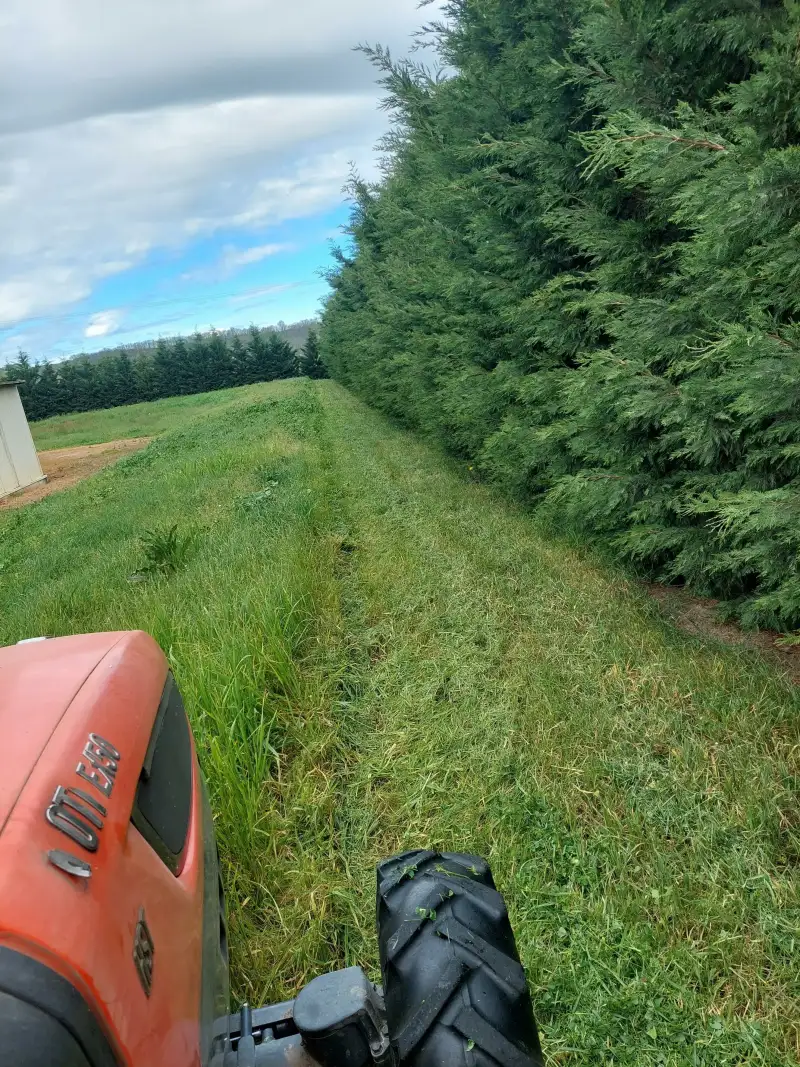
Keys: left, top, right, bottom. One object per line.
{"left": 2, "top": 380, "right": 797, "bottom": 1064}
{"left": 2, "top": 382, "right": 351, "bottom": 999}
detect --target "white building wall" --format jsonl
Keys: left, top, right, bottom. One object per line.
{"left": 0, "top": 386, "right": 45, "bottom": 498}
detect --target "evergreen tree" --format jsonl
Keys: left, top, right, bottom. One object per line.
{"left": 5, "top": 322, "right": 316, "bottom": 434}
{"left": 321, "top": 0, "right": 800, "bottom": 629}
{"left": 40, "top": 362, "right": 71, "bottom": 418}
{"left": 297, "top": 329, "right": 327, "bottom": 379}
{"left": 93, "top": 353, "right": 135, "bottom": 409}
{"left": 153, "top": 339, "right": 178, "bottom": 399}
{"left": 171, "top": 337, "right": 192, "bottom": 395}
{"left": 3, "top": 353, "right": 44, "bottom": 420}
{"left": 229, "top": 334, "right": 250, "bottom": 386}
{"left": 265, "top": 333, "right": 296, "bottom": 380}
{"left": 134, "top": 353, "right": 159, "bottom": 402}
{"left": 187, "top": 332, "right": 213, "bottom": 394}
{"left": 246, "top": 325, "right": 272, "bottom": 382}
{"left": 58, "top": 358, "right": 98, "bottom": 412}
{"left": 205, "top": 329, "right": 235, "bottom": 391}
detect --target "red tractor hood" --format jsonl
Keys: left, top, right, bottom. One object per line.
{"left": 0, "top": 633, "right": 131, "bottom": 835}
{"left": 0, "top": 630, "right": 211, "bottom": 1067}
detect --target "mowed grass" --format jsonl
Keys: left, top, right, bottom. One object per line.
{"left": 30, "top": 385, "right": 262, "bottom": 450}
{"left": 2, "top": 380, "right": 798, "bottom": 1065}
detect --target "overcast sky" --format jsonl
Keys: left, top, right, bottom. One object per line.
{"left": 0, "top": 1, "right": 437, "bottom": 363}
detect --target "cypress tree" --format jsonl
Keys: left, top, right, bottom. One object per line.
{"left": 246, "top": 326, "right": 271, "bottom": 382}
{"left": 134, "top": 353, "right": 159, "bottom": 402}
{"left": 58, "top": 357, "right": 98, "bottom": 412}
{"left": 171, "top": 337, "right": 192, "bottom": 395}
{"left": 5, "top": 324, "right": 308, "bottom": 424}
{"left": 153, "top": 339, "right": 177, "bottom": 399}
{"left": 100, "top": 353, "right": 137, "bottom": 408}
{"left": 229, "top": 334, "right": 250, "bottom": 386}
{"left": 321, "top": 0, "right": 800, "bottom": 629}
{"left": 35, "top": 362, "right": 65, "bottom": 419}
{"left": 187, "top": 332, "right": 213, "bottom": 394}
{"left": 4, "top": 353, "right": 43, "bottom": 420}
{"left": 265, "top": 333, "right": 296, "bottom": 380}
{"left": 205, "top": 328, "right": 235, "bottom": 390}
{"left": 297, "top": 329, "right": 327, "bottom": 379}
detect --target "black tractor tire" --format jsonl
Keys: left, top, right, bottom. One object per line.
{"left": 376, "top": 850, "right": 543, "bottom": 1067}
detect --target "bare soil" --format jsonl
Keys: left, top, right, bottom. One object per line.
{"left": 647, "top": 583, "right": 800, "bottom": 682}
{"left": 0, "top": 438, "right": 152, "bottom": 510}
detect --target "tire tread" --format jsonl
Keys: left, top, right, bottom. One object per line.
{"left": 376, "top": 850, "right": 542, "bottom": 1066}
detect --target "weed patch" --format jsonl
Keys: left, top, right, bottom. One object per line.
{"left": 135, "top": 524, "right": 196, "bottom": 578}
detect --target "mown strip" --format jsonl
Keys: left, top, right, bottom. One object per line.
{"left": 314, "top": 384, "right": 799, "bottom": 1067}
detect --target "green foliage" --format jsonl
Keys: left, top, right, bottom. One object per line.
{"left": 136, "top": 524, "right": 196, "bottom": 578}
{"left": 321, "top": 0, "right": 800, "bottom": 629}
{"left": 266, "top": 332, "right": 298, "bottom": 380}
{"left": 296, "top": 329, "right": 328, "bottom": 379}
{"left": 1, "top": 326, "right": 301, "bottom": 422}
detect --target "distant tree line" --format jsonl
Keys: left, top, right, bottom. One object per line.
{"left": 76, "top": 318, "right": 319, "bottom": 364}
{"left": 2, "top": 327, "right": 325, "bottom": 422}
{"left": 321, "top": 0, "right": 800, "bottom": 631}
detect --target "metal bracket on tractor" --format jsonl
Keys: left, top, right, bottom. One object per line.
{"left": 212, "top": 850, "right": 544, "bottom": 1067}
{"left": 212, "top": 969, "right": 391, "bottom": 1066}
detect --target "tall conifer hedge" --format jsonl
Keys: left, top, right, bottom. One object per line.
{"left": 321, "top": 0, "right": 800, "bottom": 629}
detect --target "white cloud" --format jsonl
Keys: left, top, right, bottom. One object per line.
{"left": 0, "top": 1, "right": 445, "bottom": 358}
{"left": 0, "top": 272, "right": 88, "bottom": 327}
{"left": 0, "top": 1, "right": 438, "bottom": 135}
{"left": 220, "top": 243, "right": 290, "bottom": 271}
{"left": 181, "top": 241, "right": 294, "bottom": 281}
{"left": 0, "top": 94, "right": 382, "bottom": 330}
{"left": 228, "top": 283, "right": 297, "bottom": 305}
{"left": 85, "top": 310, "right": 121, "bottom": 338}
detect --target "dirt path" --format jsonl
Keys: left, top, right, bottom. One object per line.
{"left": 0, "top": 437, "right": 152, "bottom": 509}
{"left": 647, "top": 583, "right": 800, "bottom": 682}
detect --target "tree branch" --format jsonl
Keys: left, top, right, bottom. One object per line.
{"left": 617, "top": 133, "right": 727, "bottom": 152}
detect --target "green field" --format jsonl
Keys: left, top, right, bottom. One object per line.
{"left": 3, "top": 381, "right": 798, "bottom": 1065}
{"left": 30, "top": 386, "right": 260, "bottom": 450}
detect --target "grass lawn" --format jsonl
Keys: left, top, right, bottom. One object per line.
{"left": 30, "top": 385, "right": 266, "bottom": 450}
{"left": 3, "top": 379, "right": 798, "bottom": 1065}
